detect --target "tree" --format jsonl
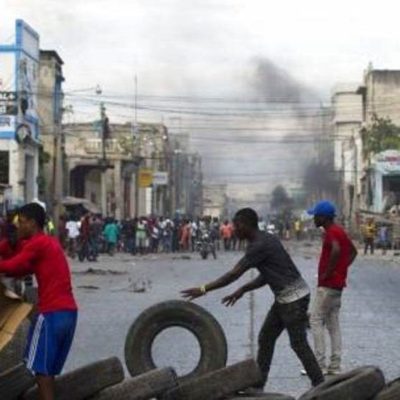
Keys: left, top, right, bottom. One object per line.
{"left": 361, "top": 114, "right": 400, "bottom": 162}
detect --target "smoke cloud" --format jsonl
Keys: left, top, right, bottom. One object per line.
{"left": 250, "top": 57, "right": 317, "bottom": 103}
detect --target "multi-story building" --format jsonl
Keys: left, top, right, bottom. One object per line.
{"left": 332, "top": 68, "right": 400, "bottom": 223}
{"left": 202, "top": 184, "right": 227, "bottom": 218}
{"left": 134, "top": 123, "right": 171, "bottom": 216}
{"left": 357, "top": 68, "right": 400, "bottom": 214}
{"left": 37, "top": 50, "right": 65, "bottom": 210}
{"left": 331, "top": 83, "right": 363, "bottom": 225}
{"left": 63, "top": 121, "right": 172, "bottom": 218}
{"left": 360, "top": 68, "right": 400, "bottom": 125}
{"left": 169, "top": 132, "right": 203, "bottom": 217}
{"left": 0, "top": 20, "right": 41, "bottom": 209}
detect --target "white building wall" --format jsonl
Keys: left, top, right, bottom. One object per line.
{"left": 365, "top": 71, "right": 400, "bottom": 125}
{"left": 332, "top": 87, "right": 363, "bottom": 172}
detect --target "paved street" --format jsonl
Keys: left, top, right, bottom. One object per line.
{"left": 65, "top": 242, "right": 400, "bottom": 397}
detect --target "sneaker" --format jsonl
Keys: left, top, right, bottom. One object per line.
{"left": 301, "top": 368, "right": 328, "bottom": 376}
{"left": 236, "top": 387, "right": 264, "bottom": 395}
{"left": 326, "top": 368, "right": 341, "bottom": 375}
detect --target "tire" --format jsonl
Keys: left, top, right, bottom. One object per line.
{"left": 162, "top": 359, "right": 262, "bottom": 400}
{"left": 228, "top": 394, "right": 295, "bottom": 400}
{"left": 0, "top": 363, "right": 35, "bottom": 400}
{"left": 124, "top": 300, "right": 227, "bottom": 383}
{"left": 201, "top": 250, "right": 208, "bottom": 259}
{"left": 299, "top": 366, "right": 385, "bottom": 400}
{"left": 0, "top": 319, "right": 30, "bottom": 373}
{"left": 374, "top": 377, "right": 400, "bottom": 400}
{"left": 230, "top": 396, "right": 294, "bottom": 400}
{"left": 91, "top": 367, "right": 178, "bottom": 400}
{"left": 23, "top": 357, "right": 124, "bottom": 400}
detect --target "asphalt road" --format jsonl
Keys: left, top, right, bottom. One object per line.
{"left": 65, "top": 241, "right": 400, "bottom": 397}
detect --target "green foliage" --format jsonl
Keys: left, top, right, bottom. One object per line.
{"left": 39, "top": 147, "right": 51, "bottom": 165}
{"left": 362, "top": 114, "right": 400, "bottom": 160}
{"left": 118, "top": 136, "right": 140, "bottom": 156}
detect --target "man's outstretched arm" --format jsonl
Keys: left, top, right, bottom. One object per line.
{"left": 181, "top": 261, "right": 249, "bottom": 300}
{"left": 222, "top": 274, "right": 267, "bottom": 306}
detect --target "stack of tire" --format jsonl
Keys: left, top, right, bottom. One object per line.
{"left": 123, "top": 300, "right": 279, "bottom": 400}
{"left": 121, "top": 301, "right": 400, "bottom": 400}
{"left": 1, "top": 300, "right": 400, "bottom": 400}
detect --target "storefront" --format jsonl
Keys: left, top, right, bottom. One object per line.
{"left": 366, "top": 150, "right": 400, "bottom": 213}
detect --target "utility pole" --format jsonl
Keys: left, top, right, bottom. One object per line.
{"left": 100, "top": 101, "right": 107, "bottom": 216}
{"left": 133, "top": 74, "right": 140, "bottom": 217}
{"left": 134, "top": 75, "right": 138, "bottom": 124}
{"left": 53, "top": 106, "right": 63, "bottom": 234}
{"left": 95, "top": 84, "right": 108, "bottom": 216}
{"left": 52, "top": 82, "right": 69, "bottom": 236}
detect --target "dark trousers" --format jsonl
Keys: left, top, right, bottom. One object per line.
{"left": 223, "top": 238, "right": 230, "bottom": 251}
{"left": 364, "top": 238, "right": 374, "bottom": 254}
{"left": 256, "top": 295, "right": 324, "bottom": 388}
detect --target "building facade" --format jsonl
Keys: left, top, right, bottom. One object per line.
{"left": 37, "top": 50, "right": 65, "bottom": 211}
{"left": 332, "top": 68, "right": 400, "bottom": 226}
{"left": 331, "top": 83, "right": 363, "bottom": 226}
{"left": 169, "top": 132, "right": 203, "bottom": 217}
{"left": 0, "top": 20, "right": 41, "bottom": 209}
{"left": 202, "top": 184, "right": 227, "bottom": 218}
{"left": 358, "top": 69, "right": 400, "bottom": 214}
{"left": 64, "top": 121, "right": 173, "bottom": 218}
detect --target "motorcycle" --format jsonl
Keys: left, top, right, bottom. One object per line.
{"left": 196, "top": 231, "right": 217, "bottom": 260}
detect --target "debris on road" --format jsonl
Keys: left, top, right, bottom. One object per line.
{"left": 73, "top": 268, "right": 127, "bottom": 276}
{"left": 77, "top": 285, "right": 100, "bottom": 290}
{"left": 111, "top": 278, "right": 152, "bottom": 293}
{"left": 172, "top": 255, "right": 192, "bottom": 260}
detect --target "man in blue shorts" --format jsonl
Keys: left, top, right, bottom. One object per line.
{"left": 0, "top": 203, "right": 78, "bottom": 400}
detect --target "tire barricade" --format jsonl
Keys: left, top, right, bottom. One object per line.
{"left": 0, "top": 301, "right": 398, "bottom": 400}
{"left": 124, "top": 300, "right": 228, "bottom": 383}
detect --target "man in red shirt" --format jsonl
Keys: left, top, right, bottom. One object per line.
{"left": 307, "top": 200, "right": 357, "bottom": 375}
{"left": 0, "top": 203, "right": 78, "bottom": 400}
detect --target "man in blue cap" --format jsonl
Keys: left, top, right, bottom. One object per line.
{"left": 307, "top": 200, "right": 357, "bottom": 375}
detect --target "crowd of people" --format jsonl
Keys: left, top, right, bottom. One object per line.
{"left": 58, "top": 214, "right": 249, "bottom": 259}
{"left": 0, "top": 200, "right": 359, "bottom": 399}
{"left": 53, "top": 213, "right": 346, "bottom": 261}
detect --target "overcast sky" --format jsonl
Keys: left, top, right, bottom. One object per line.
{"left": 3, "top": 0, "right": 400, "bottom": 98}
{"left": 3, "top": 0, "right": 400, "bottom": 195}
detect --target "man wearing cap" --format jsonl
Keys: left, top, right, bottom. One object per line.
{"left": 307, "top": 200, "right": 357, "bottom": 375}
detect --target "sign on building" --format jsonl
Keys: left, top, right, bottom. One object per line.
{"left": 374, "top": 150, "right": 400, "bottom": 174}
{"left": 153, "top": 171, "right": 168, "bottom": 186}
{"left": 0, "top": 20, "right": 40, "bottom": 139}
{"left": 0, "top": 54, "right": 16, "bottom": 134}
{"left": 138, "top": 168, "right": 153, "bottom": 188}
